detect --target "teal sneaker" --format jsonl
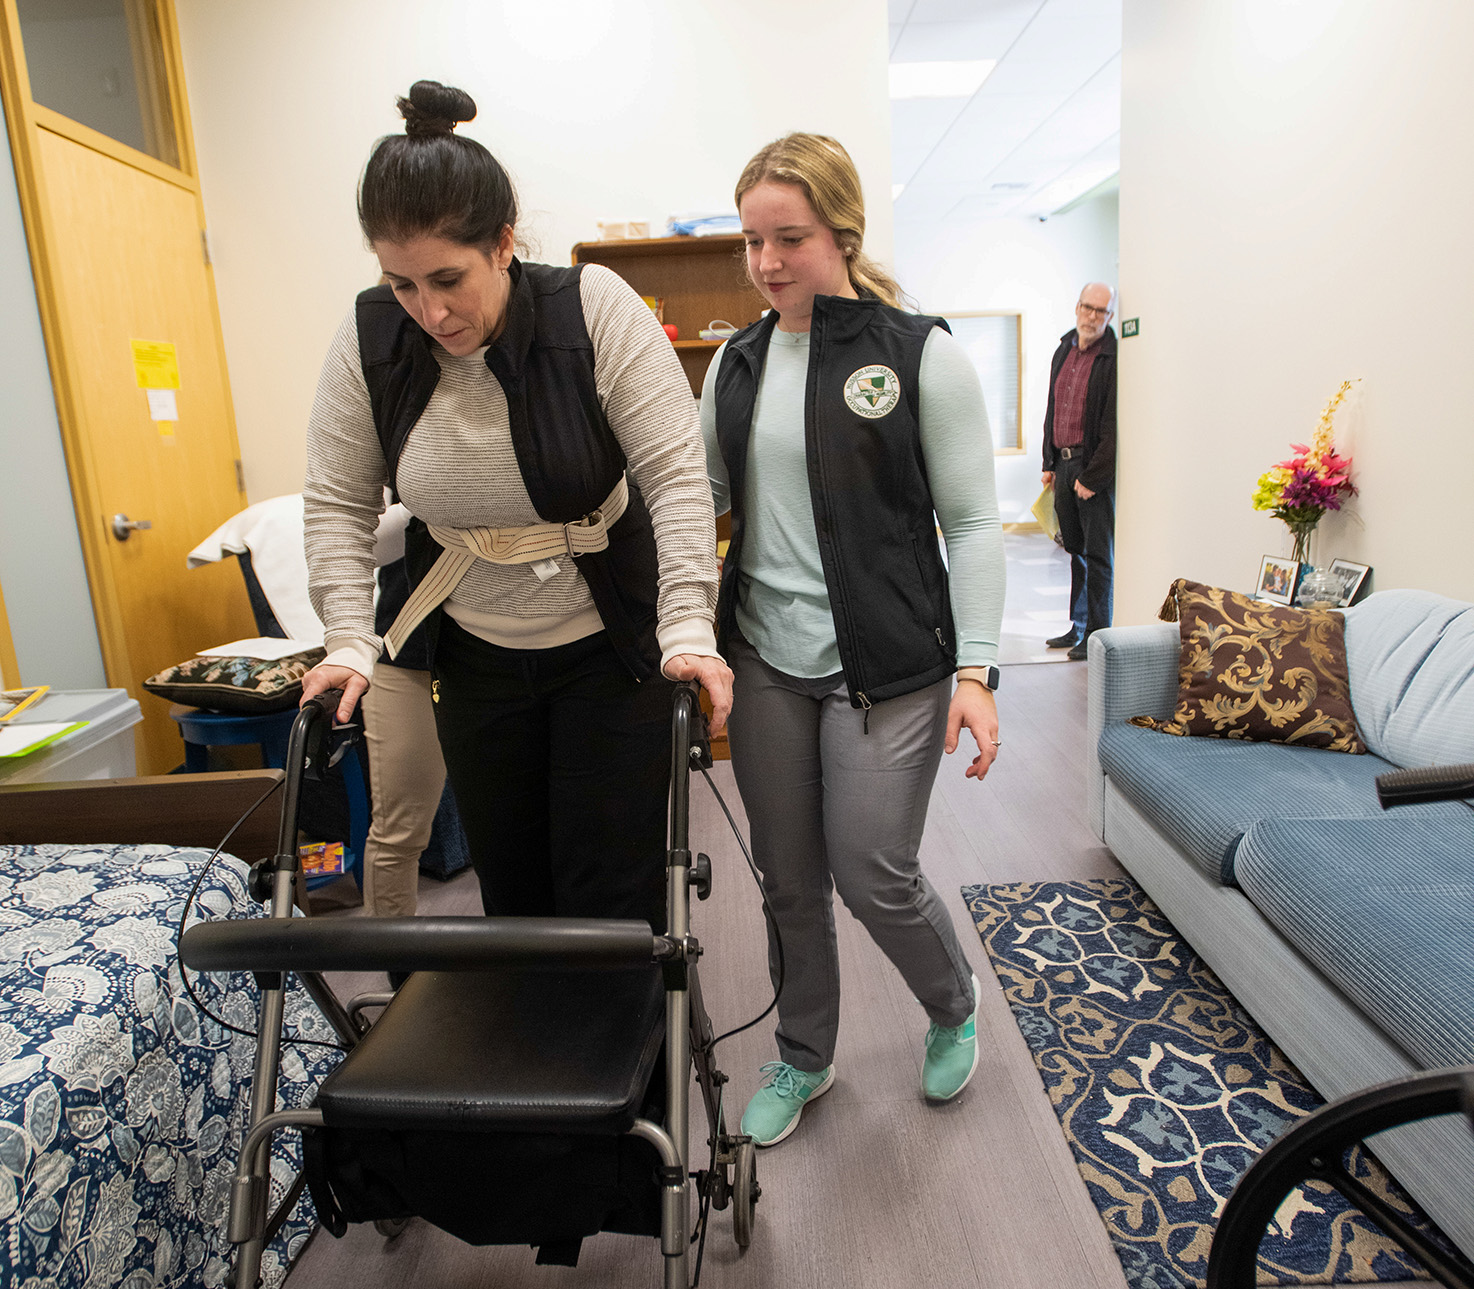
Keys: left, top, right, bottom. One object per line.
{"left": 922, "top": 974, "right": 981, "bottom": 1102}
{"left": 740, "top": 1061, "right": 835, "bottom": 1147}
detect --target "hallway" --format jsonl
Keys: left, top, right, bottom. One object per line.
{"left": 999, "top": 526, "right": 1077, "bottom": 667}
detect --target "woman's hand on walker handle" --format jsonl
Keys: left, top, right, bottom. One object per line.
{"left": 664, "top": 654, "right": 734, "bottom": 736}
{"left": 946, "top": 679, "right": 999, "bottom": 782}
{"left": 300, "top": 664, "right": 370, "bottom": 724}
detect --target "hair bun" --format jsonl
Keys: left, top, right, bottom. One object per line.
{"left": 398, "top": 80, "right": 477, "bottom": 138}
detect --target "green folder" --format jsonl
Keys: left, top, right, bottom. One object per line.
{"left": 0, "top": 721, "right": 89, "bottom": 758}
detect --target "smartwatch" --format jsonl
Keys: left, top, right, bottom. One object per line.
{"left": 957, "top": 666, "right": 1001, "bottom": 691}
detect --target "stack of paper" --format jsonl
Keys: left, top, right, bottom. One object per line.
{"left": 196, "top": 638, "right": 313, "bottom": 661}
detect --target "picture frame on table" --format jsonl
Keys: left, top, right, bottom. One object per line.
{"left": 1327, "top": 557, "right": 1371, "bottom": 607}
{"left": 1256, "top": 554, "right": 1300, "bottom": 606}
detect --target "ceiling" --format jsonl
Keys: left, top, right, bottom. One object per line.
{"left": 889, "top": 0, "right": 1121, "bottom": 224}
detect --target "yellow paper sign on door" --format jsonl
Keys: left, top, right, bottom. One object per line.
{"left": 131, "top": 339, "right": 180, "bottom": 390}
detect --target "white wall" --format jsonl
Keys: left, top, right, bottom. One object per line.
{"left": 175, "top": 0, "right": 893, "bottom": 501}
{"left": 0, "top": 97, "right": 106, "bottom": 690}
{"left": 896, "top": 188, "right": 1119, "bottom": 524}
{"left": 1117, "top": 0, "right": 1474, "bottom": 625}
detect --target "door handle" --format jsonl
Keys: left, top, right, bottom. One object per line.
{"left": 111, "top": 514, "right": 153, "bottom": 541}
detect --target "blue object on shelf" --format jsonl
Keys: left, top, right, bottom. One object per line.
{"left": 665, "top": 213, "right": 741, "bottom": 237}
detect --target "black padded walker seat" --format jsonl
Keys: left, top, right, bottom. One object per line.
{"left": 315, "top": 965, "right": 667, "bottom": 1133}
{"left": 183, "top": 687, "right": 759, "bottom": 1283}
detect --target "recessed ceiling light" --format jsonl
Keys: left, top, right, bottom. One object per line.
{"left": 888, "top": 60, "right": 996, "bottom": 100}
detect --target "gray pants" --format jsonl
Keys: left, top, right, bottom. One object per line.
{"left": 727, "top": 636, "right": 976, "bottom": 1072}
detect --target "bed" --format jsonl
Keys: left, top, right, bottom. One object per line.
{"left": 0, "top": 771, "right": 342, "bottom": 1289}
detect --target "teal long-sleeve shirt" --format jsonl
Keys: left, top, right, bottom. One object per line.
{"left": 699, "top": 325, "right": 1005, "bottom": 679}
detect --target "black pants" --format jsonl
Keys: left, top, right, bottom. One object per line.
{"left": 431, "top": 618, "right": 674, "bottom": 928}
{"left": 1053, "top": 455, "right": 1115, "bottom": 638}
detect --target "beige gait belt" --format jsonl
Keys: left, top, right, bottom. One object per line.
{"left": 382, "top": 473, "right": 629, "bottom": 659}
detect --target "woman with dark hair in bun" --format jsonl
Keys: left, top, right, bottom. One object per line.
{"left": 300, "top": 81, "right": 731, "bottom": 930}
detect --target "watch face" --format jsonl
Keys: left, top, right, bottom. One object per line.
{"left": 986, "top": 666, "right": 1001, "bottom": 690}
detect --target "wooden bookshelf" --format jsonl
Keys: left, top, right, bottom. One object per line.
{"left": 572, "top": 235, "right": 755, "bottom": 757}
{"left": 571, "top": 234, "right": 766, "bottom": 396}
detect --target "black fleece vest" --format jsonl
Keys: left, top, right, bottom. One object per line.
{"left": 713, "top": 294, "right": 956, "bottom": 707}
{"left": 354, "top": 260, "right": 660, "bottom": 679}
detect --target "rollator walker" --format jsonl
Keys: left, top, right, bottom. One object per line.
{"left": 182, "top": 684, "right": 758, "bottom": 1288}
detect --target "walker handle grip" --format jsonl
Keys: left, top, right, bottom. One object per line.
{"left": 683, "top": 682, "right": 712, "bottom": 770}
{"left": 1376, "top": 762, "right": 1474, "bottom": 809}
{"left": 303, "top": 687, "right": 345, "bottom": 722}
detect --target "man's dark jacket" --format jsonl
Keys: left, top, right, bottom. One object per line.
{"left": 1041, "top": 325, "right": 1117, "bottom": 496}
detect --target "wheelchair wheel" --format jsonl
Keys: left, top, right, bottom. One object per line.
{"left": 374, "top": 1216, "right": 411, "bottom": 1241}
{"left": 732, "top": 1139, "right": 758, "bottom": 1247}
{"left": 1206, "top": 1068, "right": 1474, "bottom": 1289}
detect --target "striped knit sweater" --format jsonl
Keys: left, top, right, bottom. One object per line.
{"left": 303, "top": 263, "right": 720, "bottom": 682}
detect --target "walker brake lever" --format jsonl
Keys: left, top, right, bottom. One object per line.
{"left": 685, "top": 683, "right": 713, "bottom": 770}
{"left": 300, "top": 687, "right": 360, "bottom": 775}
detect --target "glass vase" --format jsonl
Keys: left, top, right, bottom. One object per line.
{"left": 1289, "top": 525, "right": 1315, "bottom": 568}
{"left": 1283, "top": 519, "right": 1327, "bottom": 607}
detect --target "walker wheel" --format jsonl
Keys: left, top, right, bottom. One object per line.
{"left": 731, "top": 1139, "right": 757, "bottom": 1247}
{"left": 374, "top": 1216, "right": 411, "bottom": 1240}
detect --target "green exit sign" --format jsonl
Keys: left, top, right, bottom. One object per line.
{"left": 1121, "top": 318, "right": 1139, "bottom": 338}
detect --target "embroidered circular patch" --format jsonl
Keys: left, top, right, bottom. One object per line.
{"left": 843, "top": 364, "right": 901, "bottom": 419}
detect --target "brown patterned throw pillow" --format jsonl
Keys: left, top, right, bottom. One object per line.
{"left": 142, "top": 648, "right": 326, "bottom": 714}
{"left": 1130, "top": 579, "right": 1365, "bottom": 753}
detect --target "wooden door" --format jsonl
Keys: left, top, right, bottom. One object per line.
{"left": 2, "top": 0, "right": 254, "bottom": 774}
{"left": 0, "top": 580, "right": 18, "bottom": 690}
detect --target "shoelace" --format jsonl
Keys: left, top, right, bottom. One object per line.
{"left": 758, "top": 1061, "right": 817, "bottom": 1098}
{"left": 926, "top": 1020, "right": 966, "bottom": 1046}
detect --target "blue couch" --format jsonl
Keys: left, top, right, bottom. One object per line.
{"left": 1087, "top": 588, "right": 1474, "bottom": 1258}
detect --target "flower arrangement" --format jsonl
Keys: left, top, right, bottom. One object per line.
{"left": 1251, "top": 379, "right": 1358, "bottom": 567}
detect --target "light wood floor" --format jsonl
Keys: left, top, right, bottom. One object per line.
{"left": 284, "top": 564, "right": 1433, "bottom": 1288}
{"left": 287, "top": 659, "right": 1140, "bottom": 1289}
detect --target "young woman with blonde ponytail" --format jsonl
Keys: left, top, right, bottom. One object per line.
{"left": 701, "top": 132, "right": 1006, "bottom": 1145}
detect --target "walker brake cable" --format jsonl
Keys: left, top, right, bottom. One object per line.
{"left": 697, "top": 764, "right": 785, "bottom": 1050}
{"left": 174, "top": 775, "right": 350, "bottom": 1053}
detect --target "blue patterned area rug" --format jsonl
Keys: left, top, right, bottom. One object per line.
{"left": 963, "top": 878, "right": 1441, "bottom": 1288}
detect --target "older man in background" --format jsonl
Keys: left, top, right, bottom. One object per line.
{"left": 1041, "top": 282, "right": 1118, "bottom": 661}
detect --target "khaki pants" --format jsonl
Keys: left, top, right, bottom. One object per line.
{"left": 360, "top": 663, "right": 446, "bottom": 917}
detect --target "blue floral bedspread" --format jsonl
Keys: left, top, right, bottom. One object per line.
{"left": 0, "top": 843, "right": 344, "bottom": 1289}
